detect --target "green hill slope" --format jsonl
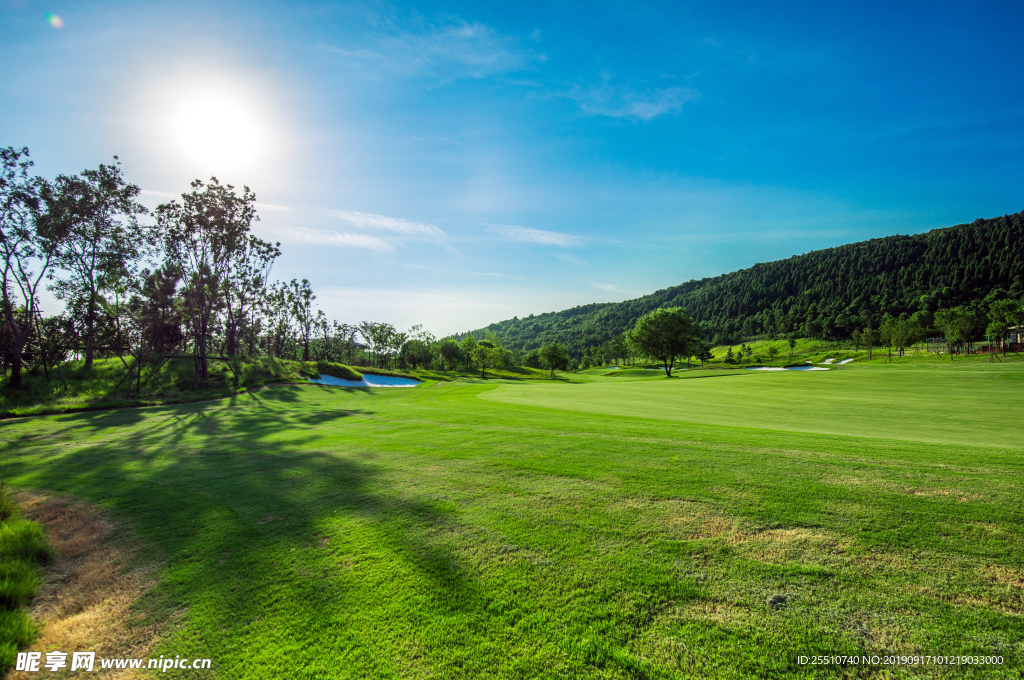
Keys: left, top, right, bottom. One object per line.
{"left": 469, "top": 211, "right": 1024, "bottom": 353}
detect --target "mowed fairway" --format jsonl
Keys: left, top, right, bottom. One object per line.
{"left": 480, "top": 363, "right": 1023, "bottom": 449}
{"left": 2, "top": 363, "right": 1023, "bottom": 678}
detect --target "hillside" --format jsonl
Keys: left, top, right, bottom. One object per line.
{"left": 468, "top": 212, "right": 1024, "bottom": 353}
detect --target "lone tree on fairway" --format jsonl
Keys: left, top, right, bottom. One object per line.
{"left": 473, "top": 340, "right": 501, "bottom": 378}
{"left": 626, "top": 307, "right": 699, "bottom": 377}
{"left": 538, "top": 342, "right": 568, "bottom": 377}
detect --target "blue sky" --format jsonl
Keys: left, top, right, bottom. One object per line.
{"left": 3, "top": 1, "right": 1024, "bottom": 335}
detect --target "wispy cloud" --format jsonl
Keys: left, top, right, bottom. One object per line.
{"left": 556, "top": 252, "right": 588, "bottom": 265}
{"left": 322, "top": 16, "right": 542, "bottom": 81}
{"left": 487, "top": 224, "right": 578, "bottom": 246}
{"left": 330, "top": 211, "right": 447, "bottom": 239}
{"left": 271, "top": 225, "right": 392, "bottom": 251}
{"left": 140, "top": 189, "right": 176, "bottom": 199}
{"left": 256, "top": 202, "right": 291, "bottom": 212}
{"left": 567, "top": 75, "right": 699, "bottom": 121}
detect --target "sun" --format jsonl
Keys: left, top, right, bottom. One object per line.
{"left": 171, "top": 94, "right": 264, "bottom": 171}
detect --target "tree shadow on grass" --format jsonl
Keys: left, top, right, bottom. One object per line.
{"left": 2, "top": 386, "right": 483, "bottom": 674}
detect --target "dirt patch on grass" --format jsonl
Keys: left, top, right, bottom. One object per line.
{"left": 9, "top": 492, "right": 162, "bottom": 679}
{"left": 983, "top": 564, "right": 1024, "bottom": 589}
{"left": 681, "top": 599, "right": 751, "bottom": 626}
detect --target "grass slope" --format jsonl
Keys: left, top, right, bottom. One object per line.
{"left": 0, "top": 363, "right": 1021, "bottom": 677}
{"left": 0, "top": 358, "right": 565, "bottom": 418}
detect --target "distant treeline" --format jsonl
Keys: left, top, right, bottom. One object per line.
{"left": 459, "top": 212, "right": 1024, "bottom": 355}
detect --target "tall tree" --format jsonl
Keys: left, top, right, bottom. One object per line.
{"left": 0, "top": 147, "right": 65, "bottom": 388}
{"left": 289, "top": 278, "right": 316, "bottom": 361}
{"left": 156, "top": 178, "right": 258, "bottom": 379}
{"left": 223, "top": 236, "right": 279, "bottom": 357}
{"left": 46, "top": 158, "right": 149, "bottom": 369}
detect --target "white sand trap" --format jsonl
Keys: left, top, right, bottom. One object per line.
{"left": 308, "top": 374, "right": 421, "bottom": 388}
{"left": 836, "top": 358, "right": 853, "bottom": 364}
{"left": 821, "top": 358, "right": 835, "bottom": 364}
{"left": 746, "top": 366, "right": 830, "bottom": 372}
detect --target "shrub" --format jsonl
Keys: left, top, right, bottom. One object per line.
{"left": 314, "top": 362, "right": 363, "bottom": 381}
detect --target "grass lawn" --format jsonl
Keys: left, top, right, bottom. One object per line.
{"left": 1, "top": 362, "right": 1022, "bottom": 677}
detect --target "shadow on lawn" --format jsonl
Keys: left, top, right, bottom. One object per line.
{"left": 3, "top": 385, "right": 481, "bottom": 660}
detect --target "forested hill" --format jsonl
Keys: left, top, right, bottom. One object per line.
{"left": 465, "top": 211, "right": 1024, "bottom": 354}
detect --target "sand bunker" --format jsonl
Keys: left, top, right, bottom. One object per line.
{"left": 836, "top": 358, "right": 853, "bottom": 364}
{"left": 820, "top": 357, "right": 836, "bottom": 364}
{"left": 308, "top": 374, "right": 421, "bottom": 388}
{"left": 747, "top": 366, "right": 830, "bottom": 371}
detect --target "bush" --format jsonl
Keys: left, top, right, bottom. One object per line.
{"left": 0, "top": 518, "right": 52, "bottom": 566}
{"left": 314, "top": 362, "right": 363, "bottom": 381}
{"left": 0, "top": 490, "right": 50, "bottom": 672}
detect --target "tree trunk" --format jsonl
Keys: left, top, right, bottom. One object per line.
{"left": 226, "top": 325, "right": 236, "bottom": 357}
{"left": 84, "top": 296, "right": 96, "bottom": 370}
{"left": 9, "top": 350, "right": 23, "bottom": 388}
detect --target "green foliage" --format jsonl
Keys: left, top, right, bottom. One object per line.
{"left": 0, "top": 355, "right": 360, "bottom": 417}
{"left": 0, "top": 490, "right": 51, "bottom": 672}
{"left": 466, "top": 212, "right": 1024, "bottom": 353}
{"left": 538, "top": 343, "right": 569, "bottom": 377}
{"left": 314, "top": 362, "right": 363, "bottom": 382}
{"left": 626, "top": 307, "right": 700, "bottom": 376}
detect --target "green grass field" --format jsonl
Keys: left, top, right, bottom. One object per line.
{"left": 2, "top": 361, "right": 1021, "bottom": 677}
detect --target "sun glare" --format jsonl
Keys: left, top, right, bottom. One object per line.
{"left": 171, "top": 95, "right": 263, "bottom": 171}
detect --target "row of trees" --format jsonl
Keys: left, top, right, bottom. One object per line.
{"left": 2, "top": 147, "right": 580, "bottom": 389}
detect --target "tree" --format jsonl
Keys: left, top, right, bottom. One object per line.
{"left": 223, "top": 235, "right": 279, "bottom": 357}
{"left": 0, "top": 147, "right": 66, "bottom": 388}
{"left": 128, "top": 267, "right": 183, "bottom": 355}
{"left": 612, "top": 333, "right": 630, "bottom": 366}
{"left": 935, "top": 308, "right": 982, "bottom": 360}
{"left": 156, "top": 178, "right": 258, "bottom": 380}
{"left": 988, "top": 299, "right": 1018, "bottom": 357}
{"left": 862, "top": 326, "right": 877, "bottom": 360}
{"left": 696, "top": 342, "right": 714, "bottom": 365}
{"left": 289, "top": 279, "right": 316, "bottom": 361}
{"left": 460, "top": 335, "right": 478, "bottom": 371}
{"left": 626, "top": 307, "right": 699, "bottom": 377}
{"left": 766, "top": 345, "right": 779, "bottom": 362}
{"left": 473, "top": 340, "right": 501, "bottom": 378}
{"left": 45, "top": 158, "right": 149, "bottom": 370}
{"left": 439, "top": 338, "right": 460, "bottom": 371}
{"left": 538, "top": 342, "right": 568, "bottom": 377}
{"left": 400, "top": 325, "right": 436, "bottom": 370}
{"left": 788, "top": 337, "right": 797, "bottom": 358}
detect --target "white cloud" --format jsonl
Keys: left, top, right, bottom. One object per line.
{"left": 140, "top": 189, "right": 176, "bottom": 199}
{"left": 271, "top": 225, "right": 392, "bottom": 251}
{"left": 487, "top": 224, "right": 578, "bottom": 246}
{"left": 331, "top": 211, "right": 446, "bottom": 239}
{"left": 567, "top": 78, "right": 699, "bottom": 121}
{"left": 322, "top": 16, "right": 542, "bottom": 81}
{"left": 255, "top": 202, "right": 291, "bottom": 212}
